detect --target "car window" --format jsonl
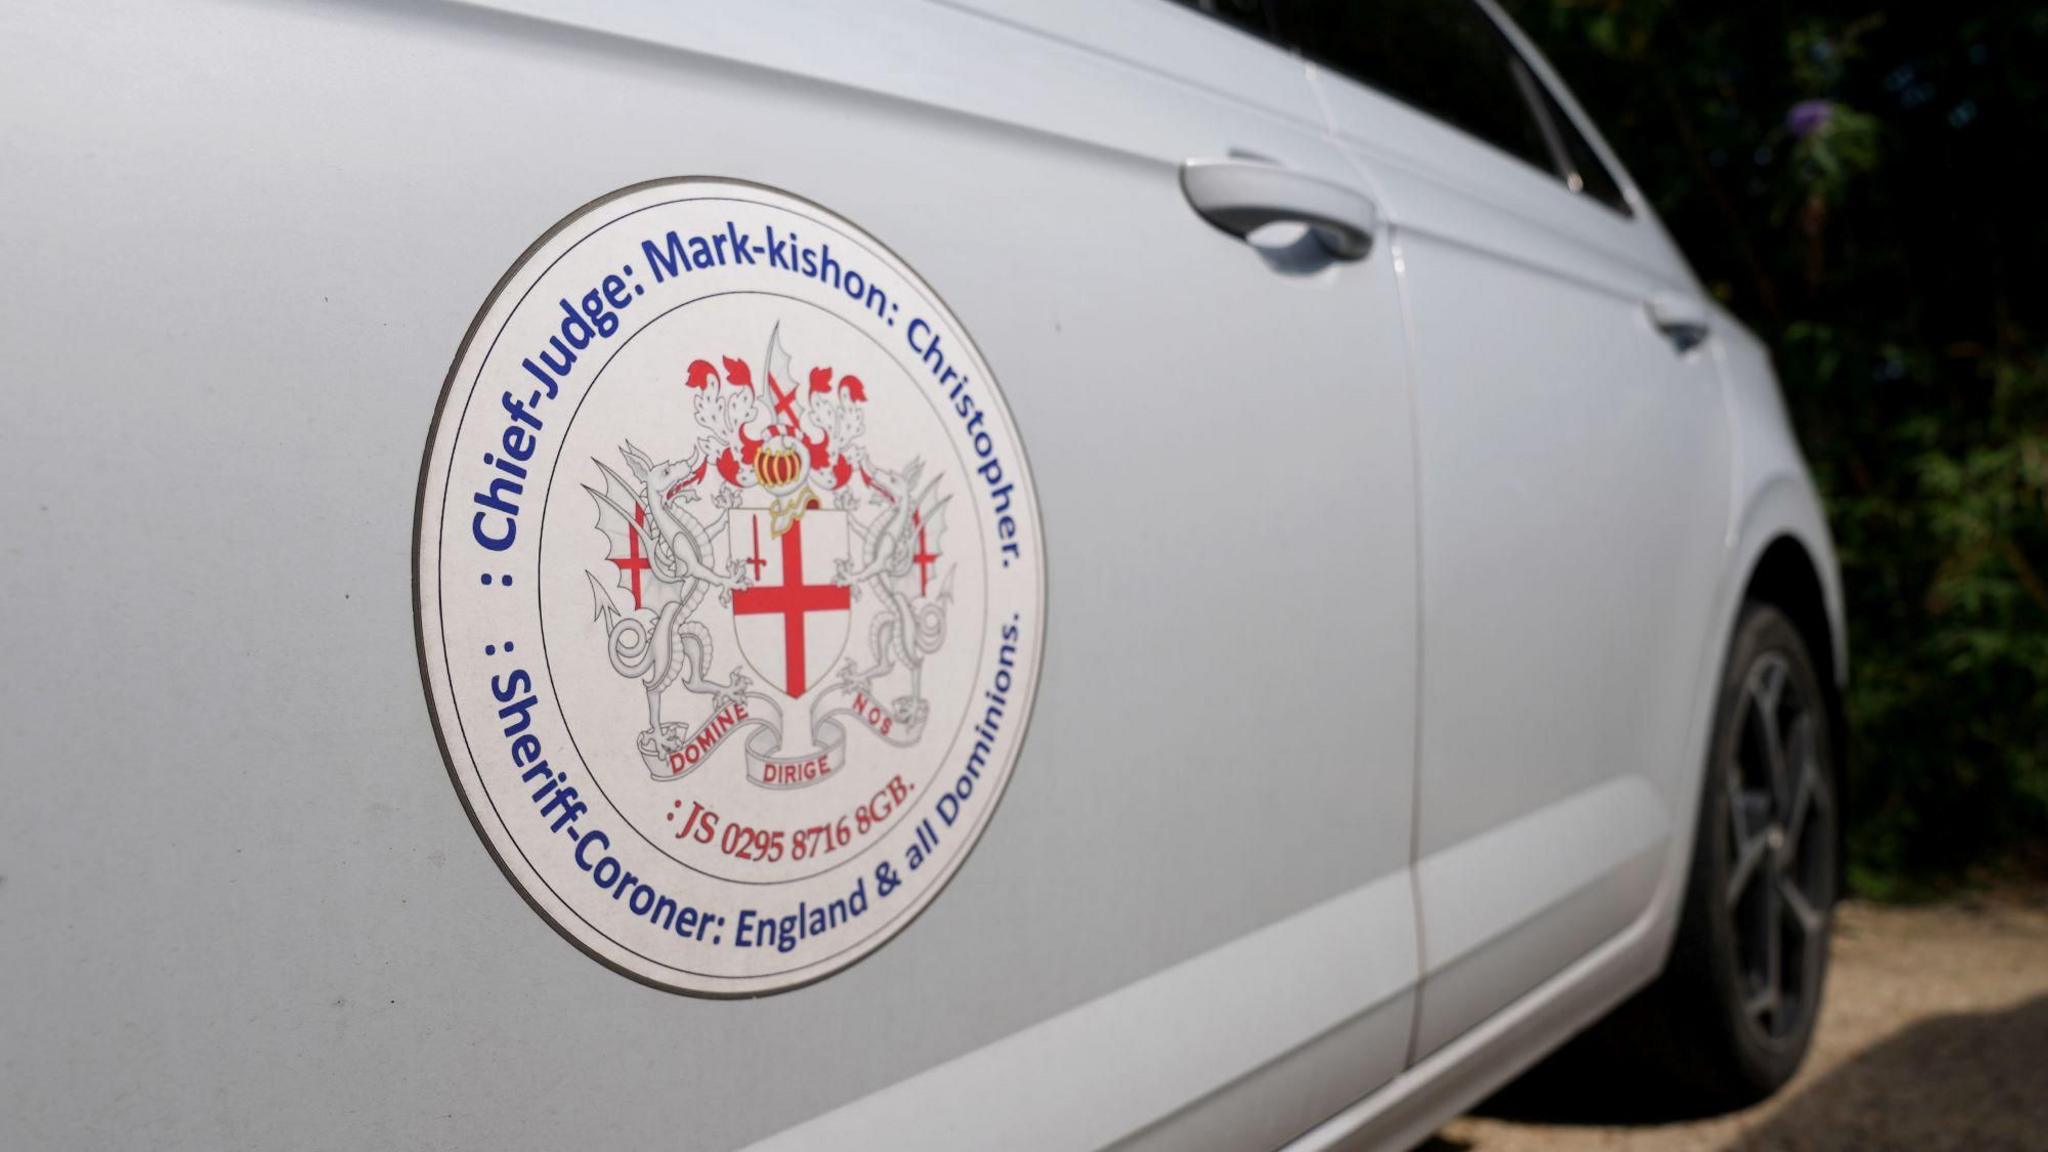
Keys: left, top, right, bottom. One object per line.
{"left": 1271, "top": 0, "right": 1555, "bottom": 174}
{"left": 1169, "top": 0, "right": 1634, "bottom": 216}
{"left": 1164, "top": 0, "right": 1278, "bottom": 41}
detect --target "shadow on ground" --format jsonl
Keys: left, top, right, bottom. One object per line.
{"left": 1423, "top": 993, "right": 2048, "bottom": 1151}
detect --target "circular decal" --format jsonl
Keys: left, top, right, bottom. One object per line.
{"left": 415, "top": 178, "right": 1046, "bottom": 996}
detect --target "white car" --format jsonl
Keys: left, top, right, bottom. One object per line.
{"left": 0, "top": 1, "right": 1844, "bottom": 1149}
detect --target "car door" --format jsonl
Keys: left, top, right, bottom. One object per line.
{"left": 1278, "top": 0, "right": 1734, "bottom": 1060}
{"left": 740, "top": 6, "right": 1426, "bottom": 1146}
{"left": 0, "top": 1, "right": 1420, "bottom": 1149}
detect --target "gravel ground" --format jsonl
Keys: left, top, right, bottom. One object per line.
{"left": 1428, "top": 888, "right": 2048, "bottom": 1152}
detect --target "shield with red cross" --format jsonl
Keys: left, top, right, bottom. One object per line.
{"left": 728, "top": 507, "right": 852, "bottom": 699}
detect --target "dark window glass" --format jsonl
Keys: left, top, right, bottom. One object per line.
{"left": 1166, "top": 0, "right": 1278, "bottom": 41}
{"left": 1272, "top": 0, "right": 1554, "bottom": 174}
{"left": 1167, "top": 0, "right": 1633, "bottom": 216}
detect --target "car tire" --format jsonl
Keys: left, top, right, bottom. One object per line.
{"left": 1567, "top": 603, "right": 1840, "bottom": 1113}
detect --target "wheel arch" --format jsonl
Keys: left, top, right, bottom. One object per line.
{"left": 1737, "top": 531, "right": 1850, "bottom": 882}
{"left": 1649, "top": 475, "right": 1846, "bottom": 968}
{"left": 1742, "top": 535, "right": 1840, "bottom": 694}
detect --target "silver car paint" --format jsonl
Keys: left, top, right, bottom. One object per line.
{"left": 0, "top": 1, "right": 1842, "bottom": 1149}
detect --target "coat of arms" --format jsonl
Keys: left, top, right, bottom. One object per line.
{"left": 582, "top": 323, "right": 952, "bottom": 788}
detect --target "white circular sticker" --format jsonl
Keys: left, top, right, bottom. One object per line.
{"left": 415, "top": 179, "right": 1046, "bottom": 996}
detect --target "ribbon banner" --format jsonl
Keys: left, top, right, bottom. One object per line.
{"left": 637, "top": 696, "right": 762, "bottom": 781}
{"left": 635, "top": 685, "right": 931, "bottom": 789}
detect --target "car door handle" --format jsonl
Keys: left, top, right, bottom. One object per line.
{"left": 1645, "top": 291, "right": 1711, "bottom": 352}
{"left": 1180, "top": 158, "right": 1379, "bottom": 261}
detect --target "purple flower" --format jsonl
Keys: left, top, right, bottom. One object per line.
{"left": 1787, "top": 99, "right": 1834, "bottom": 139}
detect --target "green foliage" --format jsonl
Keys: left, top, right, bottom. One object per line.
{"left": 1503, "top": 1, "right": 2048, "bottom": 890}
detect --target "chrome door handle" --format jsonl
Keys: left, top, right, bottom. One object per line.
{"left": 1646, "top": 291, "right": 1711, "bottom": 352}
{"left": 1180, "top": 158, "right": 1379, "bottom": 261}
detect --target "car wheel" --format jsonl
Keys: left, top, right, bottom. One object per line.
{"left": 1634, "top": 604, "right": 1842, "bottom": 1108}
{"left": 1536, "top": 603, "right": 1838, "bottom": 1117}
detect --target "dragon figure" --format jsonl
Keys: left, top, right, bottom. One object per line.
{"left": 837, "top": 457, "right": 952, "bottom": 726}
{"left": 584, "top": 442, "right": 749, "bottom": 752}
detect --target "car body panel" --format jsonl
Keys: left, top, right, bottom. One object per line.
{"left": 0, "top": 1, "right": 1843, "bottom": 1149}
{"left": 742, "top": 875, "right": 1415, "bottom": 1152}
{"left": 1305, "top": 38, "right": 1736, "bottom": 1059}
{"left": 0, "top": 0, "right": 1422, "bottom": 1148}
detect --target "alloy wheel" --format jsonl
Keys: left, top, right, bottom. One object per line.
{"left": 1724, "top": 651, "right": 1834, "bottom": 1044}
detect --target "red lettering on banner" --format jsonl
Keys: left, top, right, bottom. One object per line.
{"left": 851, "top": 691, "right": 894, "bottom": 737}
{"left": 665, "top": 700, "right": 750, "bottom": 776}
{"left": 762, "top": 755, "right": 834, "bottom": 786}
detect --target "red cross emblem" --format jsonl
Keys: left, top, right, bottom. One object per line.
{"left": 729, "top": 507, "right": 851, "bottom": 697}
{"left": 610, "top": 501, "right": 653, "bottom": 609}
{"left": 912, "top": 510, "right": 940, "bottom": 597}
